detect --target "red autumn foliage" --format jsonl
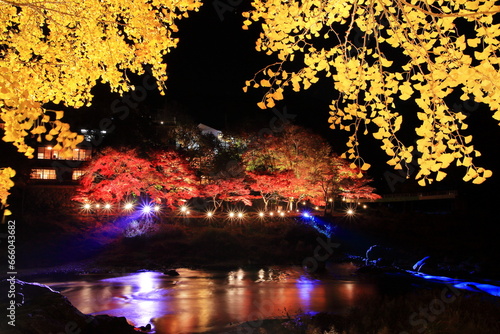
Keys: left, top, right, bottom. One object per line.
{"left": 73, "top": 148, "right": 156, "bottom": 203}
{"left": 151, "top": 151, "right": 199, "bottom": 207}
{"left": 74, "top": 148, "right": 199, "bottom": 209}
{"left": 247, "top": 171, "right": 292, "bottom": 210}
{"left": 201, "top": 177, "right": 253, "bottom": 211}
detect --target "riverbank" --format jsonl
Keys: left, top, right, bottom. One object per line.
{"left": 12, "top": 215, "right": 336, "bottom": 281}
{"left": 9, "top": 207, "right": 500, "bottom": 282}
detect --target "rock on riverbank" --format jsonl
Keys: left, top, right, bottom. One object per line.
{"left": 0, "top": 279, "right": 146, "bottom": 334}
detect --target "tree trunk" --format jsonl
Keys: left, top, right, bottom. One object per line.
{"left": 262, "top": 194, "right": 269, "bottom": 211}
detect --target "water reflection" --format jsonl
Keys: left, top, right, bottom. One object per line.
{"left": 45, "top": 265, "right": 378, "bottom": 334}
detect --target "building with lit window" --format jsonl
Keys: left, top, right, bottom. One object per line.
{"left": 29, "top": 145, "right": 92, "bottom": 183}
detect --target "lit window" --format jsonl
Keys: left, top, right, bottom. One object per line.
{"left": 73, "top": 148, "right": 92, "bottom": 161}
{"left": 37, "top": 147, "right": 58, "bottom": 160}
{"left": 72, "top": 170, "right": 85, "bottom": 180}
{"left": 37, "top": 147, "right": 91, "bottom": 161}
{"left": 30, "top": 169, "right": 56, "bottom": 180}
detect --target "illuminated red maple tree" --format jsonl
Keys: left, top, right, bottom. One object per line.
{"left": 243, "top": 125, "right": 380, "bottom": 213}
{"left": 338, "top": 169, "right": 381, "bottom": 202}
{"left": 308, "top": 157, "right": 381, "bottom": 212}
{"left": 201, "top": 177, "right": 253, "bottom": 212}
{"left": 74, "top": 148, "right": 157, "bottom": 203}
{"left": 151, "top": 150, "right": 199, "bottom": 207}
{"left": 247, "top": 171, "right": 292, "bottom": 211}
{"left": 74, "top": 148, "right": 199, "bottom": 209}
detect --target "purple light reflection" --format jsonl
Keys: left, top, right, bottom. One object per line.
{"left": 49, "top": 266, "right": 379, "bottom": 333}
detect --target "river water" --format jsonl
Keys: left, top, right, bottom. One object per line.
{"left": 42, "top": 264, "right": 380, "bottom": 334}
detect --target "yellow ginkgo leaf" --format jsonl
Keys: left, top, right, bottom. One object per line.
{"left": 260, "top": 79, "right": 271, "bottom": 87}
{"left": 436, "top": 171, "right": 447, "bottom": 181}
{"left": 473, "top": 176, "right": 486, "bottom": 184}
{"left": 361, "top": 162, "right": 371, "bottom": 170}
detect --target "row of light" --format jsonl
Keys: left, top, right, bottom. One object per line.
{"left": 83, "top": 203, "right": 291, "bottom": 218}
{"left": 179, "top": 205, "right": 293, "bottom": 218}
{"left": 183, "top": 209, "right": 288, "bottom": 219}
{"left": 83, "top": 203, "right": 363, "bottom": 217}
{"left": 82, "top": 202, "right": 161, "bottom": 214}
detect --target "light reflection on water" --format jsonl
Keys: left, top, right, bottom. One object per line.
{"left": 44, "top": 264, "right": 378, "bottom": 334}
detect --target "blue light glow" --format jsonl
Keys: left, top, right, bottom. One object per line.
{"left": 301, "top": 214, "right": 333, "bottom": 238}
{"left": 141, "top": 205, "right": 152, "bottom": 214}
{"left": 407, "top": 271, "right": 500, "bottom": 297}
{"left": 139, "top": 201, "right": 160, "bottom": 217}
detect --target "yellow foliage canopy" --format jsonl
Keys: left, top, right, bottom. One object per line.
{"left": 0, "top": 167, "right": 15, "bottom": 215}
{"left": 243, "top": 0, "right": 500, "bottom": 185}
{"left": 0, "top": 0, "right": 202, "bottom": 205}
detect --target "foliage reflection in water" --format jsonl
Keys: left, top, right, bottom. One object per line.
{"left": 45, "top": 265, "right": 378, "bottom": 333}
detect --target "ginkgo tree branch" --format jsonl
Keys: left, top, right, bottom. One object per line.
{"left": 0, "top": 0, "right": 203, "bottom": 206}
{"left": 243, "top": 0, "right": 499, "bottom": 186}
{"left": 396, "top": 0, "right": 499, "bottom": 18}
